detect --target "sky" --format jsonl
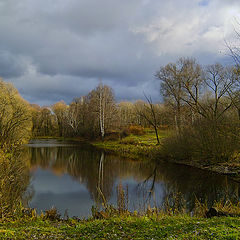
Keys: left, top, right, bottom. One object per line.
{"left": 0, "top": 0, "right": 240, "bottom": 105}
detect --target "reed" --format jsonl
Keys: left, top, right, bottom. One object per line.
{"left": 92, "top": 183, "right": 240, "bottom": 219}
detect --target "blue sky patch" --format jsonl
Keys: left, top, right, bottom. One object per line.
{"left": 198, "top": 0, "right": 210, "bottom": 6}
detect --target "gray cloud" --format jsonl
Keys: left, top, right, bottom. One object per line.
{"left": 0, "top": 51, "right": 27, "bottom": 78}
{"left": 0, "top": 0, "right": 239, "bottom": 105}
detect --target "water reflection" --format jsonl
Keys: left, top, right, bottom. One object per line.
{"left": 0, "top": 151, "right": 32, "bottom": 218}
{"left": 26, "top": 139, "right": 239, "bottom": 217}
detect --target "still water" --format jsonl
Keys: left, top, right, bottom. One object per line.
{"left": 25, "top": 139, "right": 239, "bottom": 218}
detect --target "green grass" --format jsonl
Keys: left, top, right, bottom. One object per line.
{"left": 32, "top": 129, "right": 171, "bottom": 160}
{"left": 92, "top": 129, "right": 171, "bottom": 160}
{"left": 0, "top": 216, "right": 240, "bottom": 239}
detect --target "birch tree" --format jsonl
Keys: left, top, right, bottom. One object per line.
{"left": 89, "top": 83, "right": 116, "bottom": 140}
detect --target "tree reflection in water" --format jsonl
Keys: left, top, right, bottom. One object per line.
{"left": 27, "top": 139, "right": 240, "bottom": 215}
{"left": 0, "top": 151, "right": 32, "bottom": 218}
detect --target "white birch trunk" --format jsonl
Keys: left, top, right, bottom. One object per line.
{"left": 99, "top": 86, "right": 105, "bottom": 140}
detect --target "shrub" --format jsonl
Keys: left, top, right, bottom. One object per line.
{"left": 161, "top": 117, "right": 240, "bottom": 164}
{"left": 128, "top": 125, "right": 144, "bottom": 135}
{"left": 104, "top": 131, "right": 120, "bottom": 141}
{"left": 119, "top": 128, "right": 129, "bottom": 139}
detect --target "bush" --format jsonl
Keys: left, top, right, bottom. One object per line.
{"left": 161, "top": 117, "right": 240, "bottom": 164}
{"left": 119, "top": 128, "right": 129, "bottom": 139}
{"left": 104, "top": 131, "right": 120, "bottom": 141}
{"left": 128, "top": 125, "right": 144, "bottom": 136}
{"left": 161, "top": 129, "right": 194, "bottom": 161}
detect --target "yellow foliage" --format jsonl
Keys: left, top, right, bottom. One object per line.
{"left": 0, "top": 79, "right": 32, "bottom": 148}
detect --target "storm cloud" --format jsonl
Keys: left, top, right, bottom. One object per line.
{"left": 0, "top": 0, "right": 239, "bottom": 105}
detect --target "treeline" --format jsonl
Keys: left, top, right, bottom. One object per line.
{"left": 30, "top": 57, "right": 240, "bottom": 163}
{"left": 0, "top": 57, "right": 240, "bottom": 163}
{"left": 30, "top": 83, "right": 168, "bottom": 140}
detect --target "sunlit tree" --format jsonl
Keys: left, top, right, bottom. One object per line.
{"left": 52, "top": 101, "right": 68, "bottom": 137}
{"left": 0, "top": 79, "right": 32, "bottom": 149}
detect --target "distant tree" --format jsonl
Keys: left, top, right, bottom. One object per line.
{"left": 181, "top": 63, "right": 238, "bottom": 122}
{"left": 88, "top": 83, "right": 116, "bottom": 140}
{"left": 39, "top": 107, "right": 56, "bottom": 136}
{"left": 67, "top": 100, "right": 80, "bottom": 136}
{"left": 117, "top": 101, "right": 135, "bottom": 127}
{"left": 30, "top": 104, "right": 41, "bottom": 136}
{"left": 156, "top": 58, "right": 204, "bottom": 129}
{"left": 202, "top": 64, "right": 235, "bottom": 122}
{"left": 156, "top": 58, "right": 187, "bottom": 130}
{"left": 52, "top": 101, "right": 68, "bottom": 137}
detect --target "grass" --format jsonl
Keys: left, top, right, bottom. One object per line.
{"left": 1, "top": 183, "right": 240, "bottom": 239}
{"left": 0, "top": 215, "right": 240, "bottom": 239}
{"left": 92, "top": 128, "right": 171, "bottom": 160}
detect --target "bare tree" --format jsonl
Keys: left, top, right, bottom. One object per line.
{"left": 156, "top": 58, "right": 201, "bottom": 130}
{"left": 226, "top": 22, "right": 240, "bottom": 67}
{"left": 135, "top": 94, "right": 160, "bottom": 144}
{"left": 226, "top": 23, "right": 240, "bottom": 120}
{"left": 178, "top": 58, "right": 203, "bottom": 122}
{"left": 203, "top": 64, "right": 235, "bottom": 121}
{"left": 67, "top": 101, "right": 81, "bottom": 135}
{"left": 117, "top": 101, "right": 135, "bottom": 127}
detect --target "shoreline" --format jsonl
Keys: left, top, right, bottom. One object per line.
{"left": 30, "top": 135, "right": 240, "bottom": 182}
{"left": 91, "top": 140, "right": 240, "bottom": 182}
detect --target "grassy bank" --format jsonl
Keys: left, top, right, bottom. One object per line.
{"left": 92, "top": 129, "right": 170, "bottom": 160}
{"left": 1, "top": 215, "right": 240, "bottom": 239}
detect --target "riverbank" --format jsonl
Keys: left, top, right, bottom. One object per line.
{"left": 90, "top": 129, "right": 240, "bottom": 181}
{"left": 1, "top": 215, "right": 240, "bottom": 239}
{"left": 172, "top": 159, "right": 240, "bottom": 182}
{"left": 32, "top": 130, "right": 240, "bottom": 181}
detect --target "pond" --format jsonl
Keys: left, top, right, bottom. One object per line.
{"left": 25, "top": 139, "right": 239, "bottom": 218}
